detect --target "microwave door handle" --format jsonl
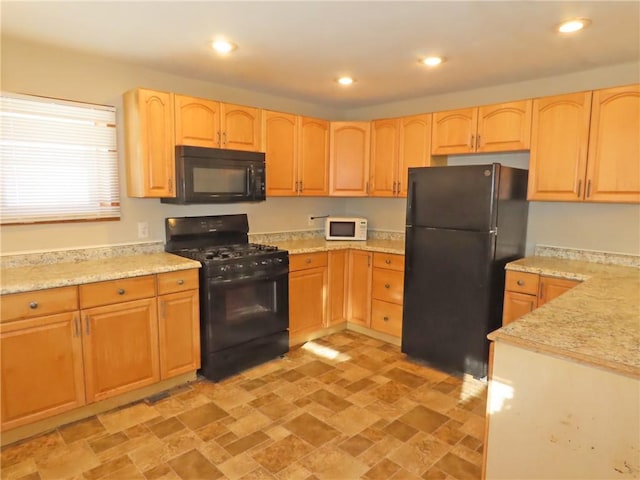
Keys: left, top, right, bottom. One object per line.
{"left": 248, "top": 165, "right": 255, "bottom": 199}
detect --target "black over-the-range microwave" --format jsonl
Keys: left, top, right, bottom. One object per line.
{"left": 161, "top": 146, "right": 266, "bottom": 204}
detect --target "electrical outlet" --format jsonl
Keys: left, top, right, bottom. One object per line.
{"left": 137, "top": 221, "right": 149, "bottom": 239}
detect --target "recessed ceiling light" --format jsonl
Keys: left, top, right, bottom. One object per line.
{"left": 557, "top": 18, "right": 591, "bottom": 33}
{"left": 212, "top": 39, "right": 237, "bottom": 54}
{"left": 337, "top": 77, "right": 355, "bottom": 86}
{"left": 421, "top": 56, "right": 444, "bottom": 67}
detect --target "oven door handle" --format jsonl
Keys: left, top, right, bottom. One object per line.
{"left": 208, "top": 268, "right": 289, "bottom": 286}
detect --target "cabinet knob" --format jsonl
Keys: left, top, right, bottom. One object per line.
{"left": 383, "top": 316, "right": 389, "bottom": 322}
{"left": 306, "top": 258, "right": 312, "bottom": 264}
{"left": 516, "top": 280, "right": 525, "bottom": 286}
{"left": 177, "top": 279, "right": 184, "bottom": 285}
{"left": 117, "top": 288, "right": 125, "bottom": 295}
{"left": 385, "top": 259, "right": 391, "bottom": 264}
{"left": 29, "top": 301, "right": 38, "bottom": 309}
{"left": 384, "top": 283, "right": 391, "bottom": 289}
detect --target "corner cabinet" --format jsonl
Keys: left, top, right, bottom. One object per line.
{"left": 329, "top": 122, "right": 371, "bottom": 196}
{"left": 528, "top": 85, "right": 640, "bottom": 203}
{"left": 431, "top": 100, "right": 532, "bottom": 155}
{"left": 347, "top": 250, "right": 373, "bottom": 326}
{"left": 124, "top": 88, "right": 175, "bottom": 197}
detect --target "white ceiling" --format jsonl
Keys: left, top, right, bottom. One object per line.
{"left": 2, "top": 1, "right": 639, "bottom": 108}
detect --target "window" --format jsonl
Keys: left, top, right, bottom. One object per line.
{"left": 0, "top": 92, "right": 119, "bottom": 224}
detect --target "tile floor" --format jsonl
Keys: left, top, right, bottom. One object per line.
{"left": 1, "top": 331, "right": 488, "bottom": 480}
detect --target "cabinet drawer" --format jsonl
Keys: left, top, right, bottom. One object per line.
{"left": 79, "top": 275, "right": 156, "bottom": 309}
{"left": 373, "top": 253, "right": 404, "bottom": 271}
{"left": 289, "top": 252, "right": 328, "bottom": 272}
{"left": 505, "top": 270, "right": 539, "bottom": 295}
{"left": 1, "top": 286, "right": 78, "bottom": 323}
{"left": 372, "top": 269, "right": 404, "bottom": 304}
{"left": 371, "top": 299, "right": 403, "bottom": 337}
{"left": 157, "top": 269, "right": 199, "bottom": 295}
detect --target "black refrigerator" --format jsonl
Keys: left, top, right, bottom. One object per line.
{"left": 401, "top": 163, "right": 529, "bottom": 379}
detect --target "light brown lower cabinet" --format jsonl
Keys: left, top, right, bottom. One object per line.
{"left": 347, "top": 250, "right": 373, "bottom": 326}
{"left": 289, "top": 252, "right": 328, "bottom": 340}
{"left": 0, "top": 311, "right": 85, "bottom": 431}
{"left": 327, "top": 250, "right": 348, "bottom": 326}
{"left": 502, "top": 270, "right": 580, "bottom": 325}
{"left": 0, "top": 269, "right": 200, "bottom": 432}
{"left": 370, "top": 252, "right": 405, "bottom": 337}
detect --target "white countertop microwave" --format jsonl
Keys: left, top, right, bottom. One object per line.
{"left": 325, "top": 217, "right": 368, "bottom": 241}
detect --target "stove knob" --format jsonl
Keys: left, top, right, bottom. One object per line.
{"left": 274, "top": 257, "right": 283, "bottom": 264}
{"left": 235, "top": 263, "right": 244, "bottom": 270}
{"left": 250, "top": 261, "right": 259, "bottom": 268}
{"left": 260, "top": 258, "right": 272, "bottom": 266}
{"left": 220, "top": 265, "right": 231, "bottom": 273}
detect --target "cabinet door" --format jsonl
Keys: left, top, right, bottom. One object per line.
{"left": 398, "top": 114, "right": 432, "bottom": 197}
{"left": 528, "top": 92, "right": 592, "bottom": 201}
{"left": 1, "top": 312, "right": 85, "bottom": 430}
{"left": 327, "top": 250, "right": 348, "bottom": 326}
{"left": 538, "top": 277, "right": 580, "bottom": 307}
{"left": 220, "top": 103, "right": 261, "bottom": 151}
{"left": 329, "top": 122, "right": 371, "bottom": 196}
{"left": 431, "top": 108, "right": 477, "bottom": 155}
{"left": 289, "top": 266, "right": 327, "bottom": 341}
{"left": 174, "top": 94, "right": 221, "bottom": 148}
{"left": 502, "top": 291, "right": 537, "bottom": 326}
{"left": 586, "top": 85, "right": 640, "bottom": 203}
{"left": 82, "top": 298, "right": 159, "bottom": 403}
{"left": 124, "top": 88, "right": 175, "bottom": 197}
{"left": 477, "top": 100, "right": 532, "bottom": 152}
{"left": 158, "top": 290, "right": 200, "bottom": 379}
{"left": 370, "top": 118, "right": 399, "bottom": 197}
{"left": 347, "top": 250, "right": 372, "bottom": 326}
{"left": 299, "top": 117, "right": 330, "bottom": 196}
{"left": 263, "top": 110, "right": 298, "bottom": 196}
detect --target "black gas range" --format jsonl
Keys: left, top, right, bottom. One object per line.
{"left": 165, "top": 214, "right": 289, "bottom": 381}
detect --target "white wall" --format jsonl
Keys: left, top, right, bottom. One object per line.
{"left": 1, "top": 36, "right": 639, "bottom": 256}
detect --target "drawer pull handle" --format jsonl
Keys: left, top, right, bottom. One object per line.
{"left": 177, "top": 279, "right": 184, "bottom": 285}
{"left": 117, "top": 288, "right": 125, "bottom": 295}
{"left": 384, "top": 283, "right": 391, "bottom": 289}
{"left": 29, "top": 301, "right": 38, "bottom": 309}
{"left": 385, "top": 259, "right": 391, "bottom": 264}
{"left": 383, "top": 316, "right": 389, "bottom": 322}
{"left": 516, "top": 280, "right": 525, "bottom": 286}
{"left": 306, "top": 259, "right": 312, "bottom": 264}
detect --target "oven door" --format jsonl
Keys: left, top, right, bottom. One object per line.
{"left": 201, "top": 269, "right": 289, "bottom": 353}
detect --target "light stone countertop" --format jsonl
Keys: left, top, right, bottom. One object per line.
{"left": 489, "top": 256, "right": 640, "bottom": 378}
{"left": 0, "top": 253, "right": 201, "bottom": 295}
{"left": 267, "top": 237, "right": 405, "bottom": 255}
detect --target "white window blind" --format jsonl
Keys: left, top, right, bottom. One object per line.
{"left": 0, "top": 92, "right": 120, "bottom": 224}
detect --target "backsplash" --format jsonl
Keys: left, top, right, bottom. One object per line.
{"left": 0, "top": 242, "right": 164, "bottom": 269}
{"left": 251, "top": 229, "right": 404, "bottom": 244}
{"left": 534, "top": 245, "right": 640, "bottom": 268}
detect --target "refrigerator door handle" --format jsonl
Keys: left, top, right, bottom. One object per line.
{"left": 407, "top": 180, "right": 416, "bottom": 226}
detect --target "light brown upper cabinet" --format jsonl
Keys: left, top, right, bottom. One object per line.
{"left": 330, "top": 122, "right": 371, "bottom": 196}
{"left": 529, "top": 85, "right": 639, "bottom": 203}
{"left": 174, "top": 94, "right": 261, "bottom": 152}
{"left": 263, "top": 111, "right": 329, "bottom": 196}
{"left": 370, "top": 114, "right": 432, "bottom": 197}
{"left": 124, "top": 88, "right": 175, "bottom": 197}
{"left": 431, "top": 100, "right": 532, "bottom": 155}
{"left": 586, "top": 85, "right": 640, "bottom": 203}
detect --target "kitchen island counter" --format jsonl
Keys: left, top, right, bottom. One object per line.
{"left": 0, "top": 253, "right": 201, "bottom": 295}
{"left": 491, "top": 255, "right": 640, "bottom": 378}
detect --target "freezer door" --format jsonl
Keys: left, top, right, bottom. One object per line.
{"left": 406, "top": 164, "right": 499, "bottom": 231}
{"left": 402, "top": 226, "right": 501, "bottom": 379}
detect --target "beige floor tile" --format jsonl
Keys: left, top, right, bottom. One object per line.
{"left": 224, "top": 431, "right": 271, "bottom": 456}
{"left": 459, "top": 414, "right": 486, "bottom": 440}
{"left": 299, "top": 445, "right": 368, "bottom": 480}
{"left": 58, "top": 416, "right": 106, "bottom": 444}
{"left": 177, "top": 402, "right": 228, "bottom": 431}
{"left": 239, "top": 467, "right": 277, "bottom": 480}
{"left": 363, "top": 458, "right": 402, "bottom": 479}
{"left": 227, "top": 409, "right": 272, "bottom": 437}
{"left": 398, "top": 405, "right": 449, "bottom": 434}
{"left": 386, "top": 433, "right": 449, "bottom": 476}
{"left": 283, "top": 413, "right": 339, "bottom": 448}
{"left": 88, "top": 432, "right": 128, "bottom": 454}
{"left": 83, "top": 455, "right": 133, "bottom": 480}
{"left": 274, "top": 462, "right": 312, "bottom": 480}
{"left": 217, "top": 452, "right": 262, "bottom": 479}
{"left": 101, "top": 462, "right": 145, "bottom": 480}
{"left": 433, "top": 452, "right": 482, "bottom": 480}
{"left": 0, "top": 458, "right": 38, "bottom": 480}
{"left": 142, "top": 463, "right": 181, "bottom": 480}
{"left": 323, "top": 405, "right": 380, "bottom": 436}
{"left": 35, "top": 442, "right": 100, "bottom": 480}
{"left": 251, "top": 434, "right": 314, "bottom": 474}
{"left": 167, "top": 448, "right": 223, "bottom": 479}
{"left": 99, "top": 403, "right": 159, "bottom": 434}
{"left": 1, "top": 431, "right": 65, "bottom": 468}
